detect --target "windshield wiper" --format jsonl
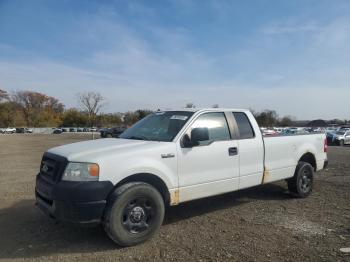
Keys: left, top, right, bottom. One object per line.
{"left": 126, "top": 135, "right": 150, "bottom": 141}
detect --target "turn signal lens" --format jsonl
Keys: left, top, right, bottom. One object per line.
{"left": 88, "top": 164, "right": 99, "bottom": 177}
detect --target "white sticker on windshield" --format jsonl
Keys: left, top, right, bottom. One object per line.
{"left": 170, "top": 115, "right": 188, "bottom": 120}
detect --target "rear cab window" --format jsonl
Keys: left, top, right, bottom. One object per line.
{"left": 233, "top": 112, "right": 255, "bottom": 139}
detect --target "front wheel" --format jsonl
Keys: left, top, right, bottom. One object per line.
{"left": 103, "top": 182, "right": 165, "bottom": 247}
{"left": 287, "top": 161, "right": 314, "bottom": 198}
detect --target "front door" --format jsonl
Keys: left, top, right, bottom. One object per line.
{"left": 176, "top": 112, "right": 239, "bottom": 202}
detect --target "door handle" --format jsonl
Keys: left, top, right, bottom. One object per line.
{"left": 228, "top": 147, "right": 238, "bottom": 156}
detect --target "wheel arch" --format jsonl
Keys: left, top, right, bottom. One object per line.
{"left": 298, "top": 152, "right": 317, "bottom": 171}
{"left": 110, "top": 173, "right": 171, "bottom": 206}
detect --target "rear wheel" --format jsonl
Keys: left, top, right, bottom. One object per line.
{"left": 287, "top": 161, "right": 314, "bottom": 198}
{"left": 103, "top": 182, "right": 165, "bottom": 247}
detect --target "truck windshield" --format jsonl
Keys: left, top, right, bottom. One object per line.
{"left": 120, "top": 111, "right": 194, "bottom": 142}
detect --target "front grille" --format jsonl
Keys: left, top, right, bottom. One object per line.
{"left": 39, "top": 153, "right": 67, "bottom": 183}
{"left": 40, "top": 157, "right": 56, "bottom": 178}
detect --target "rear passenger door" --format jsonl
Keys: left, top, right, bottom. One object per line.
{"left": 232, "top": 112, "right": 264, "bottom": 189}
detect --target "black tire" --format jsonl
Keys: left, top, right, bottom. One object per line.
{"left": 103, "top": 182, "right": 165, "bottom": 247}
{"left": 287, "top": 161, "right": 314, "bottom": 198}
{"left": 339, "top": 140, "right": 344, "bottom": 147}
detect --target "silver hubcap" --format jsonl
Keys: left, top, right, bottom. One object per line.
{"left": 129, "top": 206, "right": 145, "bottom": 223}
{"left": 299, "top": 168, "right": 312, "bottom": 192}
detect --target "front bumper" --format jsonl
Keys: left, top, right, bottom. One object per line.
{"left": 35, "top": 174, "right": 113, "bottom": 225}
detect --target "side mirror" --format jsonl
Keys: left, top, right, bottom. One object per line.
{"left": 191, "top": 127, "right": 209, "bottom": 144}
{"left": 182, "top": 127, "right": 209, "bottom": 148}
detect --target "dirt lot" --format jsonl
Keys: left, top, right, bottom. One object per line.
{"left": 0, "top": 134, "right": 349, "bottom": 262}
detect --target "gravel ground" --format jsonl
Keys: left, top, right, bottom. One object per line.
{"left": 0, "top": 134, "right": 349, "bottom": 262}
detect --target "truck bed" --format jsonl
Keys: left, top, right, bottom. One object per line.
{"left": 262, "top": 133, "right": 327, "bottom": 183}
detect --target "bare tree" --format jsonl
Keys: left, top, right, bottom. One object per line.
{"left": 185, "top": 102, "right": 195, "bottom": 108}
{"left": 77, "top": 92, "right": 105, "bottom": 127}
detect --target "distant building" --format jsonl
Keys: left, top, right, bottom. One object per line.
{"left": 307, "top": 119, "right": 327, "bottom": 127}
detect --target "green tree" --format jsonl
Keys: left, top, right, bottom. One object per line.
{"left": 136, "top": 109, "right": 153, "bottom": 120}
{"left": 13, "top": 91, "right": 64, "bottom": 127}
{"left": 278, "top": 116, "right": 294, "bottom": 127}
{"left": 96, "top": 113, "right": 123, "bottom": 127}
{"left": 0, "top": 102, "right": 14, "bottom": 127}
{"left": 62, "top": 109, "right": 88, "bottom": 127}
{"left": 255, "top": 110, "right": 278, "bottom": 127}
{"left": 123, "top": 111, "right": 140, "bottom": 126}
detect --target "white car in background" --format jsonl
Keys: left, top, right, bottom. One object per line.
{"left": 274, "top": 127, "right": 285, "bottom": 133}
{"left": 329, "top": 130, "right": 350, "bottom": 146}
{"left": 262, "top": 129, "right": 277, "bottom": 136}
{"left": 4, "top": 127, "right": 16, "bottom": 134}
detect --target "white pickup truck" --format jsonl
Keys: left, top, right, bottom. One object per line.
{"left": 35, "top": 108, "right": 328, "bottom": 246}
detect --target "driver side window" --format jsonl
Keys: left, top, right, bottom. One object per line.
{"left": 186, "top": 112, "right": 231, "bottom": 144}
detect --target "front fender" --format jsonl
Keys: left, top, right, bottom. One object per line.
{"left": 97, "top": 144, "right": 178, "bottom": 190}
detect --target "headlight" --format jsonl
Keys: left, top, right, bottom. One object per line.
{"left": 62, "top": 162, "right": 99, "bottom": 181}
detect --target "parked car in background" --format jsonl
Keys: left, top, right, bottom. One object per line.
{"left": 327, "top": 130, "right": 350, "bottom": 146}
{"left": 53, "top": 128, "right": 63, "bottom": 134}
{"left": 16, "top": 127, "right": 33, "bottom": 133}
{"left": 77, "top": 127, "right": 84, "bottom": 132}
{"left": 274, "top": 127, "right": 285, "bottom": 133}
{"left": 325, "top": 127, "right": 337, "bottom": 134}
{"left": 4, "top": 127, "right": 16, "bottom": 134}
{"left": 69, "top": 128, "right": 77, "bottom": 132}
{"left": 90, "top": 127, "right": 98, "bottom": 132}
{"left": 261, "top": 128, "right": 277, "bottom": 136}
{"left": 100, "top": 126, "right": 126, "bottom": 138}
{"left": 283, "top": 127, "right": 307, "bottom": 135}
{"left": 311, "top": 127, "right": 324, "bottom": 133}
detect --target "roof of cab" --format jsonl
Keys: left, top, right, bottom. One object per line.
{"left": 162, "top": 108, "right": 249, "bottom": 113}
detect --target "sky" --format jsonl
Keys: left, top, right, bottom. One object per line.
{"left": 0, "top": 0, "right": 349, "bottom": 120}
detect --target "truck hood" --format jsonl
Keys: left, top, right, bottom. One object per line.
{"left": 47, "top": 138, "right": 154, "bottom": 162}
